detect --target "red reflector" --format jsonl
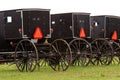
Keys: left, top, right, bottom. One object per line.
{"left": 112, "top": 31, "right": 118, "bottom": 40}
{"left": 33, "top": 27, "right": 43, "bottom": 39}
{"left": 10, "top": 41, "right": 14, "bottom": 46}
{"left": 79, "top": 27, "right": 86, "bottom": 38}
{"left": 18, "top": 28, "right": 22, "bottom": 33}
{"left": 50, "top": 28, "right": 54, "bottom": 33}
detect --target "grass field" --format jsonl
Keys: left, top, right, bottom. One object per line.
{"left": 0, "top": 64, "right": 120, "bottom": 80}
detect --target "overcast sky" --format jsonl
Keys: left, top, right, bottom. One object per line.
{"left": 0, "top": 0, "right": 120, "bottom": 16}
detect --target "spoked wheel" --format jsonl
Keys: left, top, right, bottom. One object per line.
{"left": 50, "top": 39, "right": 72, "bottom": 71}
{"left": 14, "top": 39, "right": 38, "bottom": 72}
{"left": 109, "top": 40, "right": 120, "bottom": 64}
{"left": 91, "top": 38, "right": 113, "bottom": 65}
{"left": 38, "top": 43, "right": 57, "bottom": 67}
{"left": 69, "top": 38, "right": 92, "bottom": 66}
{"left": 38, "top": 59, "right": 48, "bottom": 67}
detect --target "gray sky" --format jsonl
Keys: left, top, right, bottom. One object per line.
{"left": 0, "top": 0, "right": 120, "bottom": 16}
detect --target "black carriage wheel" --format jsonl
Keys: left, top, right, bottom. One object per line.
{"left": 50, "top": 39, "right": 72, "bottom": 71}
{"left": 69, "top": 38, "right": 92, "bottom": 66}
{"left": 15, "top": 39, "right": 38, "bottom": 72}
{"left": 109, "top": 40, "right": 120, "bottom": 64}
{"left": 38, "top": 59, "right": 48, "bottom": 67}
{"left": 91, "top": 38, "right": 113, "bottom": 65}
{"left": 37, "top": 43, "right": 57, "bottom": 68}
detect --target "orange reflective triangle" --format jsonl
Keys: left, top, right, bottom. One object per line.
{"left": 111, "top": 31, "right": 118, "bottom": 40}
{"left": 33, "top": 27, "right": 43, "bottom": 39}
{"left": 79, "top": 27, "right": 86, "bottom": 38}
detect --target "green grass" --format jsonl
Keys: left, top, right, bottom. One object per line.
{"left": 0, "top": 64, "right": 120, "bottom": 80}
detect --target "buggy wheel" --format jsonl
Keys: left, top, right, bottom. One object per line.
{"left": 38, "top": 59, "right": 48, "bottom": 67}
{"left": 91, "top": 38, "right": 113, "bottom": 65}
{"left": 109, "top": 40, "right": 120, "bottom": 64}
{"left": 37, "top": 43, "right": 57, "bottom": 68}
{"left": 15, "top": 39, "right": 38, "bottom": 72}
{"left": 50, "top": 39, "right": 72, "bottom": 71}
{"left": 69, "top": 38, "right": 92, "bottom": 66}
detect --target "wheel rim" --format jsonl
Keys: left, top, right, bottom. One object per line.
{"left": 69, "top": 38, "right": 92, "bottom": 66}
{"left": 91, "top": 38, "right": 113, "bottom": 65}
{"left": 50, "top": 39, "right": 72, "bottom": 71}
{"left": 109, "top": 40, "right": 120, "bottom": 64}
{"left": 15, "top": 58, "right": 25, "bottom": 72}
{"left": 15, "top": 39, "right": 38, "bottom": 72}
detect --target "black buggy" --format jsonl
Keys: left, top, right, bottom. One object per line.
{"left": 0, "top": 9, "right": 72, "bottom": 72}
{"left": 51, "top": 13, "right": 120, "bottom": 66}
